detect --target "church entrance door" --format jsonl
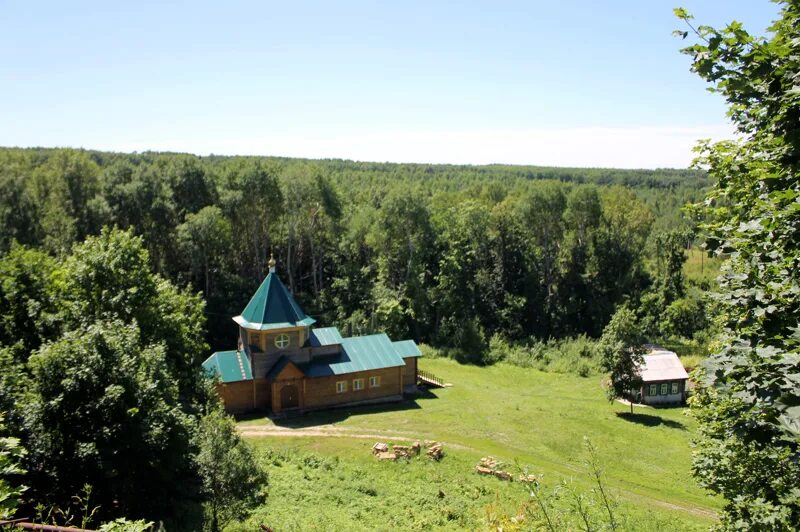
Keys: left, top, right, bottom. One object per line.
{"left": 280, "top": 384, "right": 299, "bottom": 409}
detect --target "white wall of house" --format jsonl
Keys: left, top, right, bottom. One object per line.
{"left": 641, "top": 379, "right": 686, "bottom": 405}
{"left": 644, "top": 392, "right": 683, "bottom": 405}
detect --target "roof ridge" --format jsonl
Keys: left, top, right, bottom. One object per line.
{"left": 342, "top": 332, "right": 389, "bottom": 340}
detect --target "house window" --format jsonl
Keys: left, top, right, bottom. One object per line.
{"left": 671, "top": 382, "right": 679, "bottom": 395}
{"left": 274, "top": 333, "right": 290, "bottom": 349}
{"left": 336, "top": 381, "right": 346, "bottom": 393}
{"left": 353, "top": 378, "right": 364, "bottom": 391}
{"left": 660, "top": 383, "right": 668, "bottom": 395}
{"left": 649, "top": 384, "right": 658, "bottom": 396}
{"left": 369, "top": 376, "right": 381, "bottom": 388}
{"left": 250, "top": 333, "right": 260, "bottom": 346}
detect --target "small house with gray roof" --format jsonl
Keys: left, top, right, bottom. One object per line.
{"left": 635, "top": 347, "right": 689, "bottom": 405}
{"left": 203, "top": 256, "right": 421, "bottom": 415}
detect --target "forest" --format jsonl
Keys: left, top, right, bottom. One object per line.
{"left": 0, "top": 147, "right": 711, "bottom": 358}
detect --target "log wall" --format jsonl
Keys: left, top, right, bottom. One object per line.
{"left": 303, "top": 366, "right": 403, "bottom": 410}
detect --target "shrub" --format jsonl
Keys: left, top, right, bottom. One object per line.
{"left": 485, "top": 334, "right": 512, "bottom": 364}
{"left": 662, "top": 294, "right": 708, "bottom": 339}
{"left": 546, "top": 336, "right": 602, "bottom": 377}
{"left": 485, "top": 335, "right": 602, "bottom": 376}
{"left": 98, "top": 519, "right": 154, "bottom": 532}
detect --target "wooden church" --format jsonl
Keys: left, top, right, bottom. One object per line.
{"left": 203, "top": 256, "right": 421, "bottom": 415}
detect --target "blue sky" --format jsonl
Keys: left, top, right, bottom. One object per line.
{"left": 0, "top": 1, "right": 780, "bottom": 168}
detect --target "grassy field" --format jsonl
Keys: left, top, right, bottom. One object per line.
{"left": 233, "top": 358, "right": 720, "bottom": 530}
{"left": 684, "top": 247, "right": 723, "bottom": 284}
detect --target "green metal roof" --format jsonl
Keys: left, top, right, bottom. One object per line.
{"left": 392, "top": 339, "right": 422, "bottom": 358}
{"left": 299, "top": 333, "right": 406, "bottom": 377}
{"left": 233, "top": 272, "right": 316, "bottom": 331}
{"left": 307, "top": 327, "right": 344, "bottom": 347}
{"left": 202, "top": 350, "right": 253, "bottom": 383}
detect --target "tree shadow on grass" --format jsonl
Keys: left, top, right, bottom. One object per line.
{"left": 616, "top": 412, "right": 686, "bottom": 430}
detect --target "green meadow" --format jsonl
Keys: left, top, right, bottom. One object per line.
{"left": 234, "top": 358, "right": 720, "bottom": 530}
{"left": 684, "top": 247, "right": 723, "bottom": 285}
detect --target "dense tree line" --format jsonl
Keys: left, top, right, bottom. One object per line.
{"left": 0, "top": 147, "right": 707, "bottom": 358}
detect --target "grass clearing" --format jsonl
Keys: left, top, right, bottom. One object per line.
{"left": 658, "top": 338, "right": 709, "bottom": 371}
{"left": 235, "top": 359, "right": 720, "bottom": 530}
{"left": 684, "top": 247, "right": 723, "bottom": 284}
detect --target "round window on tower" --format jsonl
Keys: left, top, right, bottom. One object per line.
{"left": 274, "top": 333, "right": 290, "bottom": 349}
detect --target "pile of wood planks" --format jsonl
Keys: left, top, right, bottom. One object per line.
{"left": 372, "top": 442, "right": 389, "bottom": 453}
{"left": 375, "top": 451, "right": 397, "bottom": 461}
{"left": 373, "top": 440, "right": 441, "bottom": 461}
{"left": 426, "top": 441, "right": 444, "bottom": 460}
{"left": 475, "top": 456, "right": 514, "bottom": 481}
{"left": 372, "top": 442, "right": 395, "bottom": 461}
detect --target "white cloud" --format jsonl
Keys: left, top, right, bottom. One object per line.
{"left": 109, "top": 125, "right": 736, "bottom": 169}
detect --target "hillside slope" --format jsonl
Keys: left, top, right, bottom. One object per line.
{"left": 236, "top": 358, "right": 719, "bottom": 530}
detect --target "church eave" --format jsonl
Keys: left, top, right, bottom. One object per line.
{"left": 233, "top": 314, "right": 316, "bottom": 331}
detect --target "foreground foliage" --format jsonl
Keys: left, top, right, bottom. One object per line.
{"left": 678, "top": 2, "right": 800, "bottom": 528}
{"left": 25, "top": 322, "right": 195, "bottom": 520}
{"left": 0, "top": 229, "right": 265, "bottom": 529}
{"left": 196, "top": 410, "right": 268, "bottom": 532}
{"left": 0, "top": 414, "right": 25, "bottom": 519}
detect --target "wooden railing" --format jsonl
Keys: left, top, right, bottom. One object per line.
{"left": 418, "top": 369, "right": 444, "bottom": 387}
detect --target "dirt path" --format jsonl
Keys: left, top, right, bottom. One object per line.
{"left": 241, "top": 426, "right": 412, "bottom": 441}
{"left": 239, "top": 424, "right": 471, "bottom": 449}
{"left": 238, "top": 424, "right": 717, "bottom": 521}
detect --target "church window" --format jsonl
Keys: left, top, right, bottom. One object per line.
{"left": 274, "top": 333, "right": 290, "bottom": 349}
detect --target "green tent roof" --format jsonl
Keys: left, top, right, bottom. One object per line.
{"left": 233, "top": 272, "right": 316, "bottom": 330}
{"left": 202, "top": 350, "right": 253, "bottom": 383}
{"left": 299, "top": 333, "right": 406, "bottom": 377}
